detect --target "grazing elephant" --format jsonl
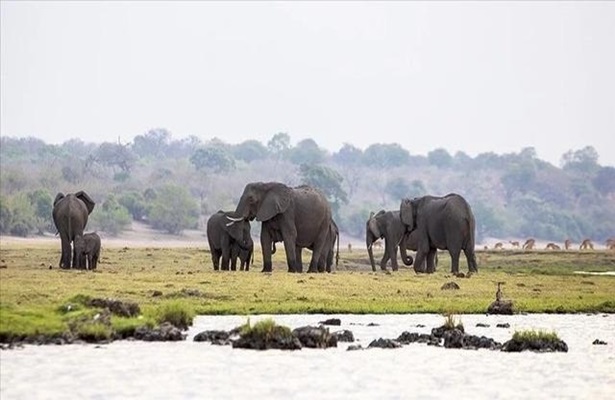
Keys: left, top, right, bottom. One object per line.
{"left": 366, "top": 210, "right": 414, "bottom": 272}
{"left": 52, "top": 191, "right": 96, "bottom": 269}
{"left": 229, "top": 182, "right": 332, "bottom": 273}
{"left": 400, "top": 193, "right": 478, "bottom": 274}
{"left": 74, "top": 232, "right": 101, "bottom": 270}
{"left": 207, "top": 210, "right": 252, "bottom": 271}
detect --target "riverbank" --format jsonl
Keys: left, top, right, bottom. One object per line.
{"left": 0, "top": 242, "right": 614, "bottom": 343}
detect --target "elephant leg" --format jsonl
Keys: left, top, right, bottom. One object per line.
{"left": 307, "top": 233, "right": 328, "bottom": 274}
{"left": 221, "top": 248, "right": 231, "bottom": 271}
{"left": 413, "top": 243, "right": 429, "bottom": 274}
{"left": 260, "top": 230, "right": 273, "bottom": 272}
{"left": 59, "top": 235, "right": 71, "bottom": 269}
{"left": 464, "top": 248, "right": 478, "bottom": 273}
{"left": 211, "top": 249, "right": 222, "bottom": 271}
{"left": 386, "top": 241, "right": 399, "bottom": 271}
{"left": 449, "top": 248, "right": 461, "bottom": 274}
{"left": 295, "top": 246, "right": 303, "bottom": 273}
{"left": 426, "top": 250, "right": 437, "bottom": 273}
{"left": 379, "top": 251, "right": 389, "bottom": 271}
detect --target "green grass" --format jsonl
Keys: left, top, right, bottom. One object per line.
{"left": 0, "top": 242, "right": 614, "bottom": 341}
{"left": 512, "top": 329, "right": 561, "bottom": 343}
{"left": 240, "top": 318, "right": 293, "bottom": 339}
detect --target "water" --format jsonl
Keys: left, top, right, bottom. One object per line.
{"left": 1, "top": 314, "right": 614, "bottom": 399}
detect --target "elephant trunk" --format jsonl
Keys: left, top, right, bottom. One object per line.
{"left": 399, "top": 234, "right": 414, "bottom": 267}
{"left": 366, "top": 231, "right": 377, "bottom": 272}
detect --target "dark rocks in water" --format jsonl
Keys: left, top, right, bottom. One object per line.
{"left": 441, "top": 281, "right": 460, "bottom": 290}
{"left": 293, "top": 326, "right": 337, "bottom": 348}
{"left": 134, "top": 322, "right": 186, "bottom": 342}
{"left": 368, "top": 338, "right": 402, "bottom": 349}
{"left": 487, "top": 300, "right": 514, "bottom": 315}
{"left": 496, "top": 323, "right": 511, "bottom": 329}
{"left": 432, "top": 324, "right": 464, "bottom": 339}
{"left": 333, "top": 330, "right": 355, "bottom": 342}
{"left": 592, "top": 339, "right": 607, "bottom": 345}
{"left": 442, "top": 329, "right": 501, "bottom": 350}
{"left": 88, "top": 298, "right": 140, "bottom": 318}
{"left": 194, "top": 330, "right": 231, "bottom": 343}
{"left": 347, "top": 344, "right": 364, "bottom": 351}
{"left": 396, "top": 331, "right": 437, "bottom": 345}
{"left": 501, "top": 337, "right": 568, "bottom": 353}
{"left": 232, "top": 325, "right": 302, "bottom": 351}
{"left": 367, "top": 322, "right": 380, "bottom": 327}
{"left": 415, "top": 324, "right": 426, "bottom": 328}
{"left": 476, "top": 323, "right": 490, "bottom": 328}
{"left": 319, "top": 318, "right": 341, "bottom": 326}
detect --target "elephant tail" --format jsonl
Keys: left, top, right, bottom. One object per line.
{"left": 335, "top": 229, "right": 340, "bottom": 267}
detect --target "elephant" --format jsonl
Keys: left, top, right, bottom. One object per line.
{"left": 229, "top": 182, "right": 332, "bottom": 273}
{"left": 400, "top": 193, "right": 477, "bottom": 275}
{"left": 206, "top": 210, "right": 252, "bottom": 271}
{"left": 52, "top": 191, "right": 96, "bottom": 269}
{"left": 366, "top": 210, "right": 414, "bottom": 272}
{"left": 231, "top": 235, "right": 253, "bottom": 271}
{"left": 74, "top": 232, "right": 101, "bottom": 270}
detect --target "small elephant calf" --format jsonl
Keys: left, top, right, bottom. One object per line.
{"left": 75, "top": 232, "right": 101, "bottom": 270}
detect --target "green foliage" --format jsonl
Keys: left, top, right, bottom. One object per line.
{"left": 288, "top": 138, "right": 326, "bottom": 165}
{"left": 442, "top": 314, "right": 464, "bottom": 330}
{"left": 240, "top": 318, "right": 293, "bottom": 339}
{"left": 118, "top": 191, "right": 148, "bottom": 221}
{"left": 0, "top": 194, "right": 36, "bottom": 236}
{"left": 190, "top": 146, "right": 236, "bottom": 173}
{"left": 148, "top": 185, "right": 199, "bottom": 234}
{"left": 363, "top": 143, "right": 410, "bottom": 168}
{"left": 89, "top": 195, "right": 132, "bottom": 236}
{"left": 561, "top": 146, "right": 600, "bottom": 175}
{"left": 74, "top": 321, "right": 113, "bottom": 342}
{"left": 154, "top": 300, "right": 195, "bottom": 330}
{"left": 232, "top": 140, "right": 269, "bottom": 163}
{"left": 299, "top": 164, "right": 348, "bottom": 219}
{"left": 333, "top": 143, "right": 363, "bottom": 166}
{"left": 512, "top": 330, "right": 560, "bottom": 343}
{"left": 428, "top": 148, "right": 453, "bottom": 168}
{"left": 267, "top": 132, "right": 291, "bottom": 158}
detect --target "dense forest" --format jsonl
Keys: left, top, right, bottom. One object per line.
{"left": 1, "top": 130, "right": 614, "bottom": 244}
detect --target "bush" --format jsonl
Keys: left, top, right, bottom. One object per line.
{"left": 148, "top": 185, "right": 199, "bottom": 234}
{"left": 89, "top": 195, "right": 132, "bottom": 236}
{"left": 154, "top": 301, "right": 194, "bottom": 330}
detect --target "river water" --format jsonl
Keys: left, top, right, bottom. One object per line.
{"left": 1, "top": 314, "right": 614, "bottom": 399}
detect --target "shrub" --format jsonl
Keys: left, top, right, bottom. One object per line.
{"left": 154, "top": 301, "right": 194, "bottom": 330}
{"left": 512, "top": 330, "right": 560, "bottom": 343}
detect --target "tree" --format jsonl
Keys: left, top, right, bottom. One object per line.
{"left": 190, "top": 146, "right": 236, "bottom": 173}
{"left": 384, "top": 177, "right": 426, "bottom": 202}
{"left": 592, "top": 166, "right": 615, "bottom": 195}
{"left": 267, "top": 132, "right": 291, "bottom": 159}
{"left": 148, "top": 185, "right": 199, "bottom": 234}
{"left": 118, "top": 191, "right": 148, "bottom": 221}
{"left": 89, "top": 195, "right": 132, "bottom": 236}
{"left": 299, "top": 164, "right": 348, "bottom": 219}
{"left": 232, "top": 140, "right": 269, "bottom": 163}
{"left": 132, "top": 128, "right": 172, "bottom": 159}
{"left": 333, "top": 143, "right": 363, "bottom": 166}
{"left": 92, "top": 142, "right": 136, "bottom": 173}
{"left": 288, "top": 139, "right": 326, "bottom": 165}
{"left": 427, "top": 148, "right": 453, "bottom": 168}
{"left": 28, "top": 189, "right": 54, "bottom": 234}
{"left": 560, "top": 146, "right": 600, "bottom": 175}
{"left": 363, "top": 143, "right": 410, "bottom": 168}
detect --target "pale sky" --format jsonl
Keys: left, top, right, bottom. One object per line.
{"left": 1, "top": 1, "right": 614, "bottom": 166}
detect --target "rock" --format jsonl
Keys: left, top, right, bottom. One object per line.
{"left": 367, "top": 322, "right": 379, "bottom": 327}
{"left": 592, "top": 339, "right": 607, "bottom": 345}
{"left": 333, "top": 330, "right": 355, "bottom": 342}
{"left": 368, "top": 338, "right": 402, "bottom": 349}
{"left": 88, "top": 298, "right": 141, "bottom": 317}
{"left": 319, "top": 318, "right": 341, "bottom": 326}
{"left": 441, "top": 281, "right": 460, "bottom": 290}
{"left": 501, "top": 337, "right": 568, "bottom": 353}
{"left": 194, "top": 330, "right": 231, "bottom": 343}
{"left": 347, "top": 344, "right": 364, "bottom": 351}
{"left": 415, "top": 324, "right": 426, "bottom": 328}
{"left": 396, "top": 331, "right": 436, "bottom": 345}
{"left": 292, "top": 326, "right": 337, "bottom": 348}
{"left": 496, "top": 323, "right": 511, "bottom": 329}
{"left": 232, "top": 324, "right": 302, "bottom": 350}
{"left": 487, "top": 300, "right": 514, "bottom": 315}
{"left": 442, "top": 329, "right": 501, "bottom": 350}
{"left": 151, "top": 290, "right": 163, "bottom": 297}
{"left": 432, "top": 324, "right": 464, "bottom": 339}
{"left": 476, "top": 323, "right": 490, "bottom": 328}
{"left": 134, "top": 322, "right": 186, "bottom": 342}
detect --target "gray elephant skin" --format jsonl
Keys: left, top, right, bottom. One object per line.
{"left": 74, "top": 232, "right": 101, "bottom": 270}
{"left": 400, "top": 193, "right": 477, "bottom": 274}
{"left": 207, "top": 210, "right": 252, "bottom": 271}
{"left": 231, "top": 235, "right": 253, "bottom": 271}
{"left": 52, "top": 191, "right": 96, "bottom": 269}
{"left": 297, "top": 218, "right": 339, "bottom": 273}
{"left": 366, "top": 210, "right": 414, "bottom": 272}
{"left": 231, "top": 182, "right": 332, "bottom": 273}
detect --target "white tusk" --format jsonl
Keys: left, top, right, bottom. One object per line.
{"left": 226, "top": 215, "right": 243, "bottom": 222}
{"left": 225, "top": 221, "right": 236, "bottom": 226}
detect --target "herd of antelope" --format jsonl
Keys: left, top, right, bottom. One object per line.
{"left": 484, "top": 238, "right": 615, "bottom": 251}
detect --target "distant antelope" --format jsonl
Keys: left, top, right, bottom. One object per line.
{"left": 494, "top": 242, "right": 504, "bottom": 250}
{"left": 522, "top": 238, "right": 535, "bottom": 250}
{"left": 579, "top": 239, "right": 594, "bottom": 250}
{"left": 545, "top": 243, "right": 560, "bottom": 250}
{"left": 509, "top": 241, "right": 520, "bottom": 249}
{"left": 564, "top": 239, "right": 572, "bottom": 250}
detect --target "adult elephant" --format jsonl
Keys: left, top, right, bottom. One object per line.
{"left": 400, "top": 193, "right": 477, "bottom": 275}
{"left": 207, "top": 211, "right": 252, "bottom": 271}
{"left": 52, "top": 191, "right": 96, "bottom": 269}
{"left": 366, "top": 210, "right": 413, "bottom": 272}
{"left": 229, "top": 182, "right": 332, "bottom": 273}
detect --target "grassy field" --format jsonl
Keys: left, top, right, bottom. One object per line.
{"left": 1, "top": 241, "right": 614, "bottom": 341}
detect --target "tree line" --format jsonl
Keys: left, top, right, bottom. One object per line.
{"left": 1, "top": 129, "right": 614, "bottom": 243}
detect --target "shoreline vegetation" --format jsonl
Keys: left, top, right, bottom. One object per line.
{"left": 0, "top": 241, "right": 614, "bottom": 344}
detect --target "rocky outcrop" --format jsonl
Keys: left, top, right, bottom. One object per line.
{"left": 368, "top": 338, "right": 402, "bottom": 349}
{"left": 441, "top": 329, "right": 501, "bottom": 350}
{"left": 232, "top": 325, "right": 302, "bottom": 350}
{"left": 319, "top": 318, "right": 341, "bottom": 326}
{"left": 193, "top": 330, "right": 233, "bottom": 345}
{"left": 487, "top": 300, "right": 514, "bottom": 315}
{"left": 333, "top": 330, "right": 355, "bottom": 342}
{"left": 592, "top": 339, "right": 607, "bottom": 345}
{"left": 441, "top": 282, "right": 460, "bottom": 290}
{"left": 501, "top": 337, "right": 568, "bottom": 352}
{"left": 88, "top": 298, "right": 141, "bottom": 317}
{"left": 293, "top": 326, "right": 337, "bottom": 348}
{"left": 396, "top": 332, "right": 440, "bottom": 346}
{"left": 134, "top": 322, "right": 186, "bottom": 342}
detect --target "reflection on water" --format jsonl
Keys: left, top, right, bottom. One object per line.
{"left": 1, "top": 314, "right": 614, "bottom": 399}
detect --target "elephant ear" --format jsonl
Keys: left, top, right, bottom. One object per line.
{"left": 75, "top": 191, "right": 96, "bottom": 214}
{"left": 256, "top": 184, "right": 292, "bottom": 222}
{"left": 400, "top": 198, "right": 416, "bottom": 230}
{"left": 53, "top": 193, "right": 65, "bottom": 207}
{"left": 368, "top": 213, "right": 382, "bottom": 239}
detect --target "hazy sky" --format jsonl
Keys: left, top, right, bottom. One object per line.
{"left": 2, "top": 1, "right": 614, "bottom": 166}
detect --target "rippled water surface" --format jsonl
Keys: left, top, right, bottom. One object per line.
{"left": 2, "top": 314, "right": 614, "bottom": 399}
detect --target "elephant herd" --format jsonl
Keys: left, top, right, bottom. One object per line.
{"left": 52, "top": 184, "right": 478, "bottom": 275}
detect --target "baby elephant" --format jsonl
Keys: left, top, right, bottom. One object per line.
{"left": 75, "top": 232, "right": 101, "bottom": 270}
